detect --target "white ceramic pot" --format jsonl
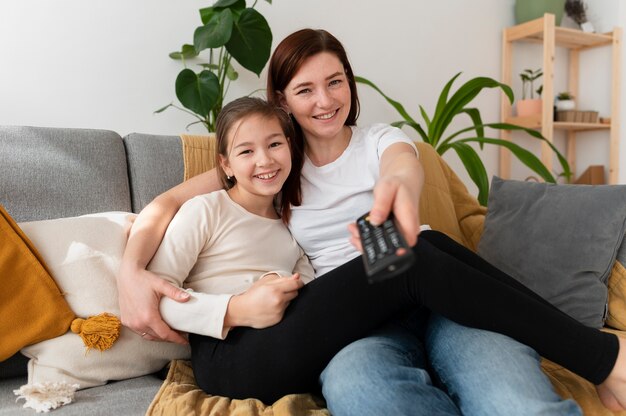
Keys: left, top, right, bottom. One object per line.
{"left": 556, "top": 99, "right": 575, "bottom": 111}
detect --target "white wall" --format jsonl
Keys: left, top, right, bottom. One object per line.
{"left": 0, "top": 0, "right": 622, "bottom": 191}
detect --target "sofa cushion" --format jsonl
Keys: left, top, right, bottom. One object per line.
{"left": 0, "top": 205, "right": 74, "bottom": 362}
{"left": 0, "top": 126, "right": 131, "bottom": 222}
{"left": 478, "top": 177, "right": 626, "bottom": 328}
{"left": 123, "top": 133, "right": 184, "bottom": 213}
{"left": 19, "top": 212, "right": 190, "bottom": 389}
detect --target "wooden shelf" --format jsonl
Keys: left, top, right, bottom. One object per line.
{"left": 506, "top": 20, "right": 613, "bottom": 49}
{"left": 505, "top": 115, "right": 611, "bottom": 132}
{"left": 500, "top": 14, "right": 621, "bottom": 184}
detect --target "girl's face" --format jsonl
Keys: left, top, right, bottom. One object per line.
{"left": 220, "top": 114, "right": 292, "bottom": 203}
{"left": 280, "top": 52, "right": 352, "bottom": 142}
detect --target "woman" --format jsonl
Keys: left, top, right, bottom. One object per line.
{"left": 118, "top": 29, "right": 626, "bottom": 411}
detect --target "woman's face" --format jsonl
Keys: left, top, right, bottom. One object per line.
{"left": 280, "top": 52, "right": 352, "bottom": 142}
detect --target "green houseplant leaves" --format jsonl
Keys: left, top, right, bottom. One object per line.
{"left": 158, "top": 0, "right": 272, "bottom": 132}
{"left": 356, "top": 73, "right": 571, "bottom": 205}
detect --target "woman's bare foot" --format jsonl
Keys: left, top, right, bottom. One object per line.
{"left": 597, "top": 336, "right": 626, "bottom": 411}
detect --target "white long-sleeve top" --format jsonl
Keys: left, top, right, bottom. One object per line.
{"left": 148, "top": 190, "right": 314, "bottom": 340}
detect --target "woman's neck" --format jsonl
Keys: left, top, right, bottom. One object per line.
{"left": 304, "top": 126, "right": 352, "bottom": 167}
{"left": 226, "top": 187, "right": 279, "bottom": 219}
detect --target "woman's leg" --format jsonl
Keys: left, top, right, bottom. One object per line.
{"left": 190, "top": 230, "right": 618, "bottom": 403}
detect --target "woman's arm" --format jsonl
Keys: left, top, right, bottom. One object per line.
{"left": 117, "top": 169, "right": 222, "bottom": 344}
{"left": 351, "top": 142, "right": 423, "bottom": 247}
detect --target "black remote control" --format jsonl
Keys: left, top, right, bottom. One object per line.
{"left": 356, "top": 212, "right": 415, "bottom": 283}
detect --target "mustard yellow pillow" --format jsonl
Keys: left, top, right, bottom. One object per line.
{"left": 0, "top": 205, "right": 75, "bottom": 361}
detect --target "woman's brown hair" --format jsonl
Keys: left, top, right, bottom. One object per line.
{"left": 215, "top": 97, "right": 302, "bottom": 224}
{"left": 267, "top": 29, "right": 360, "bottom": 146}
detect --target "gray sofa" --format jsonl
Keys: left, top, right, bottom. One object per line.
{"left": 0, "top": 125, "right": 187, "bottom": 415}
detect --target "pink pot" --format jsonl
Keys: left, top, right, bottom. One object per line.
{"left": 516, "top": 99, "right": 542, "bottom": 117}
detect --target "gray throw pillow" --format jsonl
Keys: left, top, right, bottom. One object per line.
{"left": 477, "top": 177, "right": 626, "bottom": 328}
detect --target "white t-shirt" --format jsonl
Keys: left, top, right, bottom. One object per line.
{"left": 288, "top": 123, "right": 417, "bottom": 277}
{"left": 149, "top": 190, "right": 314, "bottom": 339}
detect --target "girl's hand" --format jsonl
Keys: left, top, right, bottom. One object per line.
{"left": 117, "top": 264, "right": 190, "bottom": 344}
{"left": 225, "top": 273, "right": 303, "bottom": 329}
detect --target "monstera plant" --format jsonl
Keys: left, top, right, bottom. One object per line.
{"left": 356, "top": 73, "right": 571, "bottom": 205}
{"left": 157, "top": 0, "right": 273, "bottom": 132}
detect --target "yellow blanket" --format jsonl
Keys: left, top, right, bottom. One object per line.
{"left": 181, "top": 134, "right": 217, "bottom": 181}
{"left": 146, "top": 360, "right": 328, "bottom": 416}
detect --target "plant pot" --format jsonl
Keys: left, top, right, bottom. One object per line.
{"left": 556, "top": 99, "right": 575, "bottom": 111}
{"left": 514, "top": 0, "right": 566, "bottom": 25}
{"left": 517, "top": 99, "right": 543, "bottom": 117}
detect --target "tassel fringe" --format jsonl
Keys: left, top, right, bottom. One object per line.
{"left": 71, "top": 312, "right": 121, "bottom": 352}
{"left": 14, "top": 381, "right": 79, "bottom": 413}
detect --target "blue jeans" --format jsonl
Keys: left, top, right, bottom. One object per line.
{"left": 320, "top": 310, "right": 581, "bottom": 416}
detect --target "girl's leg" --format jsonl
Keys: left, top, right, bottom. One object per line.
{"left": 190, "top": 256, "right": 422, "bottom": 403}
{"left": 415, "top": 230, "right": 618, "bottom": 385}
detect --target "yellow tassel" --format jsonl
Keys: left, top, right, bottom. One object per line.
{"left": 70, "top": 313, "right": 121, "bottom": 352}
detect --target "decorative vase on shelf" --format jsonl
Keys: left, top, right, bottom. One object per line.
{"left": 556, "top": 99, "right": 575, "bottom": 111}
{"left": 514, "top": 0, "right": 566, "bottom": 25}
{"left": 517, "top": 99, "right": 543, "bottom": 117}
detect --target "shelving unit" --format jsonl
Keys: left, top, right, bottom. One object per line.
{"left": 500, "top": 13, "right": 622, "bottom": 183}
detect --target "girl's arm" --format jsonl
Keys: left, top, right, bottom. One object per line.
{"left": 363, "top": 142, "right": 424, "bottom": 246}
{"left": 117, "top": 169, "right": 222, "bottom": 344}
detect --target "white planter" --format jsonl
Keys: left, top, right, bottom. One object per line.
{"left": 556, "top": 99, "right": 575, "bottom": 111}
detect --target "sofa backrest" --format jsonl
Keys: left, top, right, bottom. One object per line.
{"left": 0, "top": 126, "right": 131, "bottom": 222}
{"left": 123, "top": 133, "right": 184, "bottom": 213}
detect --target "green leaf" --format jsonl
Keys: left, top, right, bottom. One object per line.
{"left": 225, "top": 8, "right": 272, "bottom": 75}
{"left": 154, "top": 103, "right": 173, "bottom": 114}
{"left": 175, "top": 68, "right": 220, "bottom": 117}
{"left": 419, "top": 105, "right": 431, "bottom": 129}
{"left": 199, "top": 7, "right": 215, "bottom": 25}
{"left": 488, "top": 122, "right": 571, "bottom": 180}
{"left": 430, "top": 76, "right": 513, "bottom": 147}
{"left": 355, "top": 76, "right": 419, "bottom": 126}
{"left": 197, "top": 63, "right": 220, "bottom": 70}
{"left": 213, "top": 0, "right": 245, "bottom": 10}
{"left": 226, "top": 61, "right": 239, "bottom": 81}
{"left": 169, "top": 44, "right": 199, "bottom": 60}
{"left": 457, "top": 137, "right": 556, "bottom": 183}
{"left": 194, "top": 9, "right": 233, "bottom": 52}
{"left": 390, "top": 120, "right": 428, "bottom": 140}
{"left": 446, "top": 142, "right": 490, "bottom": 206}
{"left": 460, "top": 108, "right": 484, "bottom": 149}
{"left": 433, "top": 72, "right": 462, "bottom": 129}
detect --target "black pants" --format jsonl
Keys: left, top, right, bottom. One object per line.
{"left": 190, "top": 230, "right": 618, "bottom": 403}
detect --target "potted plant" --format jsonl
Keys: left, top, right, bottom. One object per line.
{"left": 356, "top": 73, "right": 571, "bottom": 205}
{"left": 156, "top": 0, "right": 273, "bottom": 132}
{"left": 556, "top": 92, "right": 576, "bottom": 110}
{"left": 565, "top": 0, "right": 595, "bottom": 32}
{"left": 514, "top": 0, "right": 566, "bottom": 25}
{"left": 517, "top": 68, "right": 543, "bottom": 117}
